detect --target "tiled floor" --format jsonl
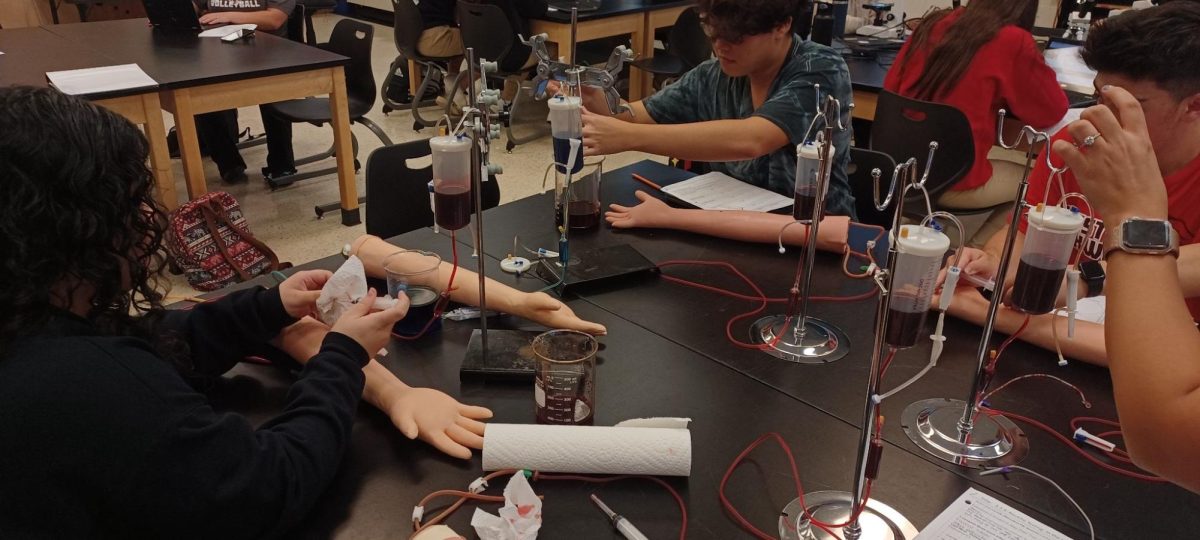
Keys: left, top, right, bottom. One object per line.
{"left": 162, "top": 13, "right": 660, "bottom": 296}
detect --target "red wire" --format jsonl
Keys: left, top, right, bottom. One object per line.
{"left": 392, "top": 231, "right": 460, "bottom": 342}
{"left": 719, "top": 432, "right": 876, "bottom": 540}
{"left": 983, "top": 407, "right": 1166, "bottom": 483}
{"left": 656, "top": 260, "right": 877, "bottom": 351}
{"left": 531, "top": 473, "right": 687, "bottom": 540}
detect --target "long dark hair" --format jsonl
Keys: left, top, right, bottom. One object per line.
{"left": 0, "top": 87, "right": 171, "bottom": 356}
{"left": 897, "top": 0, "right": 1038, "bottom": 101}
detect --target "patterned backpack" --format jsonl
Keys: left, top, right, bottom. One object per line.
{"left": 166, "top": 192, "right": 289, "bottom": 291}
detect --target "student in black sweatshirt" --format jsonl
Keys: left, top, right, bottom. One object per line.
{"left": 0, "top": 86, "right": 409, "bottom": 538}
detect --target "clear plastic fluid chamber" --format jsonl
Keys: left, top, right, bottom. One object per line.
{"left": 1010, "top": 205, "right": 1084, "bottom": 315}
{"left": 430, "top": 135, "right": 474, "bottom": 231}
{"left": 885, "top": 224, "right": 951, "bottom": 349}
{"left": 548, "top": 95, "right": 584, "bottom": 174}
{"left": 793, "top": 142, "right": 834, "bottom": 222}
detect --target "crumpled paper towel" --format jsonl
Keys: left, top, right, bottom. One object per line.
{"left": 316, "top": 255, "right": 398, "bottom": 325}
{"left": 471, "top": 471, "right": 542, "bottom": 540}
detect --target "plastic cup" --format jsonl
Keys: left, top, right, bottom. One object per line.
{"left": 384, "top": 250, "right": 443, "bottom": 336}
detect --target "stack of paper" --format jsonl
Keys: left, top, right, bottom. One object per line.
{"left": 660, "top": 172, "right": 794, "bottom": 212}
{"left": 198, "top": 24, "right": 258, "bottom": 38}
{"left": 46, "top": 64, "right": 157, "bottom": 96}
{"left": 916, "top": 488, "right": 1071, "bottom": 539}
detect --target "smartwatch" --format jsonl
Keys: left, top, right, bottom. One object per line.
{"left": 1078, "top": 259, "right": 1105, "bottom": 298}
{"left": 1103, "top": 218, "right": 1180, "bottom": 260}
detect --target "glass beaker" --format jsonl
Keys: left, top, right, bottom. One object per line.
{"left": 885, "top": 224, "right": 950, "bottom": 349}
{"left": 430, "top": 135, "right": 473, "bottom": 231}
{"left": 533, "top": 329, "right": 598, "bottom": 425}
{"left": 793, "top": 141, "right": 833, "bottom": 222}
{"left": 555, "top": 155, "right": 604, "bottom": 231}
{"left": 1010, "top": 205, "right": 1084, "bottom": 315}
{"left": 384, "top": 250, "right": 444, "bottom": 337}
{"left": 548, "top": 95, "right": 584, "bottom": 174}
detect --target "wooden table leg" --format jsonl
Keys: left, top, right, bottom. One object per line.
{"left": 167, "top": 89, "right": 208, "bottom": 200}
{"left": 327, "top": 67, "right": 361, "bottom": 226}
{"left": 140, "top": 92, "right": 177, "bottom": 211}
{"left": 628, "top": 22, "right": 646, "bottom": 101}
{"left": 408, "top": 58, "right": 420, "bottom": 98}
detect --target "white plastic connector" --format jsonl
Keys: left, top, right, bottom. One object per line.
{"left": 1067, "top": 269, "right": 1080, "bottom": 339}
{"left": 468, "top": 477, "right": 488, "bottom": 494}
{"left": 939, "top": 267, "right": 960, "bottom": 311}
{"left": 412, "top": 506, "right": 425, "bottom": 522}
{"left": 1073, "top": 427, "right": 1116, "bottom": 453}
{"left": 428, "top": 181, "right": 439, "bottom": 234}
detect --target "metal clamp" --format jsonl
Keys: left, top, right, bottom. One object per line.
{"left": 521, "top": 33, "right": 635, "bottom": 115}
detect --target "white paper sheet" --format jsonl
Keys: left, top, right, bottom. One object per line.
{"left": 660, "top": 172, "right": 794, "bottom": 212}
{"left": 1044, "top": 46, "right": 1097, "bottom": 95}
{"left": 1054, "top": 295, "right": 1106, "bottom": 324}
{"left": 916, "top": 488, "right": 1070, "bottom": 540}
{"left": 46, "top": 64, "right": 157, "bottom": 96}
{"left": 198, "top": 24, "right": 257, "bottom": 38}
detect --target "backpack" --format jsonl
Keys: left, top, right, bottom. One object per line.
{"left": 166, "top": 192, "right": 290, "bottom": 291}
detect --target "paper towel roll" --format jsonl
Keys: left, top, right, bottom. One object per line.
{"left": 482, "top": 422, "right": 692, "bottom": 476}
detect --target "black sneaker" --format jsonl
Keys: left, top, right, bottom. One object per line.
{"left": 221, "top": 166, "right": 248, "bottom": 185}
{"left": 261, "top": 167, "right": 298, "bottom": 181}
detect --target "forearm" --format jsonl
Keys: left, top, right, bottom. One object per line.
{"left": 950, "top": 299, "right": 1108, "bottom": 365}
{"left": 626, "top": 119, "right": 785, "bottom": 162}
{"left": 1105, "top": 252, "right": 1200, "bottom": 491}
{"left": 210, "top": 9, "right": 287, "bottom": 31}
{"left": 661, "top": 210, "right": 848, "bottom": 252}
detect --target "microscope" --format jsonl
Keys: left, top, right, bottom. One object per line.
{"left": 1063, "top": 0, "right": 1094, "bottom": 41}
{"left": 856, "top": 2, "right": 902, "bottom": 38}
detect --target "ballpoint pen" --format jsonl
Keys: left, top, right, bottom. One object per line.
{"left": 590, "top": 494, "right": 650, "bottom": 540}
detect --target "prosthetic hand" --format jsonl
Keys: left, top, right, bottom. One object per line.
{"left": 605, "top": 190, "right": 675, "bottom": 229}
{"left": 350, "top": 234, "right": 607, "bottom": 335}
{"left": 272, "top": 317, "right": 494, "bottom": 460}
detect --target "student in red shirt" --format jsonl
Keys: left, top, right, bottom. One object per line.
{"left": 947, "top": 3, "right": 1200, "bottom": 366}
{"left": 884, "top": 0, "right": 1067, "bottom": 246}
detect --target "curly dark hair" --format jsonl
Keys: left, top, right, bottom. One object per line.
{"left": 0, "top": 86, "right": 171, "bottom": 355}
{"left": 1082, "top": 1, "right": 1200, "bottom": 101}
{"left": 697, "top": 0, "right": 800, "bottom": 44}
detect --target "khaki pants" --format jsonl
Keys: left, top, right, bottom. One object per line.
{"left": 417, "top": 26, "right": 464, "bottom": 58}
{"left": 939, "top": 151, "right": 1027, "bottom": 248}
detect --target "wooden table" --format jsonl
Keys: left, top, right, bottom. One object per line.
{"left": 0, "top": 26, "right": 176, "bottom": 209}
{"left": 45, "top": 19, "right": 363, "bottom": 225}
{"left": 529, "top": 0, "right": 692, "bottom": 102}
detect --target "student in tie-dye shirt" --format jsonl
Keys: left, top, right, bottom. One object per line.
{"left": 577, "top": 0, "right": 855, "bottom": 219}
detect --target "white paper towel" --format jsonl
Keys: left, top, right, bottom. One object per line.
{"left": 482, "top": 419, "right": 692, "bottom": 476}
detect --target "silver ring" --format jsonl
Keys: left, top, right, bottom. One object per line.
{"left": 1082, "top": 133, "right": 1102, "bottom": 147}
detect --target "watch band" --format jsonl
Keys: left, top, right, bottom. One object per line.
{"left": 1103, "top": 219, "right": 1180, "bottom": 260}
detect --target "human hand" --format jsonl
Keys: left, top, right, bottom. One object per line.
{"left": 605, "top": 190, "right": 674, "bottom": 230}
{"left": 1051, "top": 85, "right": 1168, "bottom": 225}
{"left": 385, "top": 385, "right": 493, "bottom": 459}
{"left": 329, "top": 289, "right": 410, "bottom": 355}
{"left": 515, "top": 292, "right": 607, "bottom": 335}
{"left": 936, "top": 247, "right": 999, "bottom": 289}
{"left": 545, "top": 81, "right": 610, "bottom": 116}
{"left": 581, "top": 108, "right": 634, "bottom": 156}
{"left": 278, "top": 270, "right": 333, "bottom": 319}
{"left": 199, "top": 12, "right": 244, "bottom": 25}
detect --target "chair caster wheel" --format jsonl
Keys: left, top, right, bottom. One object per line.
{"left": 506, "top": 141, "right": 516, "bottom": 153}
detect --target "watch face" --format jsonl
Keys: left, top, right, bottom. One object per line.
{"left": 1124, "top": 219, "right": 1173, "bottom": 250}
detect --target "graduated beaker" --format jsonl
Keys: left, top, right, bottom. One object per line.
{"left": 555, "top": 155, "right": 604, "bottom": 231}
{"left": 533, "top": 329, "right": 598, "bottom": 425}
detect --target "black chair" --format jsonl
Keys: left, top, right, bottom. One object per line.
{"left": 629, "top": 8, "right": 710, "bottom": 90}
{"left": 456, "top": 0, "right": 548, "bottom": 151}
{"left": 847, "top": 147, "right": 897, "bottom": 229}
{"left": 260, "top": 19, "right": 393, "bottom": 219}
{"left": 365, "top": 139, "right": 501, "bottom": 239}
{"left": 382, "top": 0, "right": 460, "bottom": 130}
{"left": 869, "top": 89, "right": 976, "bottom": 217}
{"left": 286, "top": 0, "right": 338, "bottom": 46}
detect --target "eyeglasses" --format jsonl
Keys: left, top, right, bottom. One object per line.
{"left": 699, "top": 17, "right": 747, "bottom": 45}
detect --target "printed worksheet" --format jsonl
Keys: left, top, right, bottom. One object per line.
{"left": 916, "top": 488, "right": 1070, "bottom": 540}
{"left": 660, "top": 172, "right": 793, "bottom": 212}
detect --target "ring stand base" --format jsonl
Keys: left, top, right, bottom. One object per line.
{"left": 901, "top": 398, "right": 1029, "bottom": 469}
{"left": 751, "top": 315, "right": 850, "bottom": 364}
{"left": 779, "top": 491, "right": 918, "bottom": 540}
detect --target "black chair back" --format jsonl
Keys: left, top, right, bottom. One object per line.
{"left": 458, "top": 0, "right": 531, "bottom": 74}
{"left": 848, "top": 147, "right": 897, "bottom": 229}
{"left": 870, "top": 89, "right": 975, "bottom": 204}
{"left": 391, "top": 0, "right": 425, "bottom": 60}
{"left": 365, "top": 140, "right": 502, "bottom": 239}
{"left": 669, "top": 8, "right": 711, "bottom": 70}
{"left": 325, "top": 19, "right": 377, "bottom": 110}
